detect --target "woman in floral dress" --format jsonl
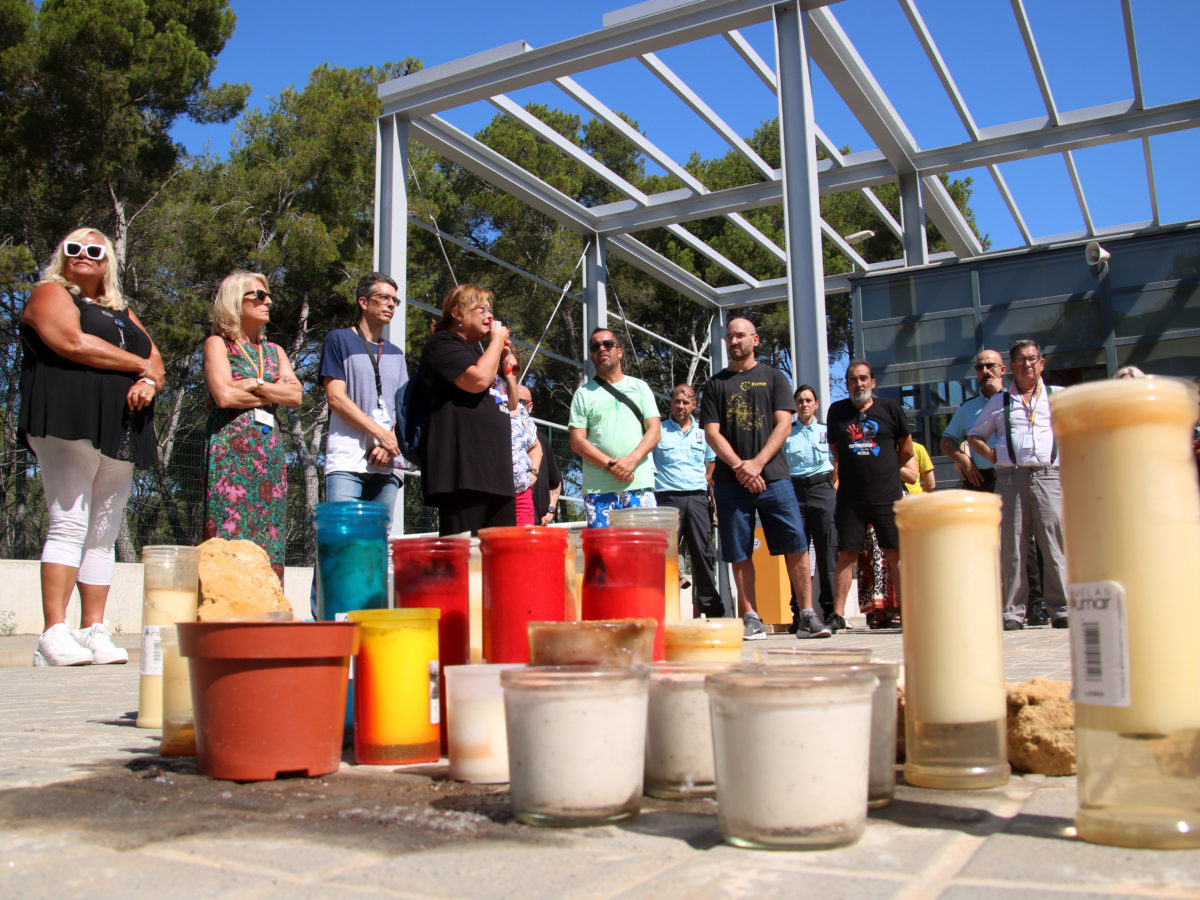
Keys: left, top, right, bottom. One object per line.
{"left": 202, "top": 272, "right": 302, "bottom": 580}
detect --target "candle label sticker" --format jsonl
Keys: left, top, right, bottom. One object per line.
{"left": 429, "top": 660, "right": 441, "bottom": 724}
{"left": 140, "top": 625, "right": 166, "bottom": 676}
{"left": 1067, "top": 580, "right": 1130, "bottom": 707}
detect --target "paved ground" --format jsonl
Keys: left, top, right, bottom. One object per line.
{"left": 0, "top": 625, "right": 1195, "bottom": 899}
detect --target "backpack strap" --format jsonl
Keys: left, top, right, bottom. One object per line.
{"left": 593, "top": 376, "right": 647, "bottom": 433}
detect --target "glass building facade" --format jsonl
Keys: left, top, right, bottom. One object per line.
{"left": 849, "top": 226, "right": 1200, "bottom": 484}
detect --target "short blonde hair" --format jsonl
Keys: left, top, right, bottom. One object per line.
{"left": 38, "top": 228, "right": 125, "bottom": 310}
{"left": 211, "top": 271, "right": 268, "bottom": 341}
{"left": 1114, "top": 365, "right": 1145, "bottom": 379}
{"left": 436, "top": 283, "right": 493, "bottom": 331}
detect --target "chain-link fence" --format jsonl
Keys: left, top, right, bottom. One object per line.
{"left": 1, "top": 421, "right": 582, "bottom": 565}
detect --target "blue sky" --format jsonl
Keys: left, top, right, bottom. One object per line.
{"left": 174, "top": 0, "right": 1200, "bottom": 255}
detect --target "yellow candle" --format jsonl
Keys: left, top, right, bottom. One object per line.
{"left": 664, "top": 620, "right": 742, "bottom": 662}
{"left": 349, "top": 609, "right": 441, "bottom": 765}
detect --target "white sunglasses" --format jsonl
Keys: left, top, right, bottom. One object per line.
{"left": 63, "top": 241, "right": 107, "bottom": 261}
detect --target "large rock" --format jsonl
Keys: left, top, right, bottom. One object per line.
{"left": 1006, "top": 678, "right": 1075, "bottom": 776}
{"left": 196, "top": 538, "right": 291, "bottom": 621}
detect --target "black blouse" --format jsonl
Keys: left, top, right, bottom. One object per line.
{"left": 419, "top": 330, "right": 513, "bottom": 503}
{"left": 19, "top": 294, "right": 158, "bottom": 468}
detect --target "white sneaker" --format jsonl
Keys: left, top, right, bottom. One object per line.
{"left": 33, "top": 623, "right": 93, "bottom": 666}
{"left": 73, "top": 623, "right": 128, "bottom": 665}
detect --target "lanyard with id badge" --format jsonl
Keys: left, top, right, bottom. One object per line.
{"left": 355, "top": 325, "right": 400, "bottom": 467}
{"left": 236, "top": 339, "right": 276, "bottom": 433}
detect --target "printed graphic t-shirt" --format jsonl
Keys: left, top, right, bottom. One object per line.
{"left": 826, "top": 395, "right": 910, "bottom": 504}
{"left": 699, "top": 363, "right": 793, "bottom": 485}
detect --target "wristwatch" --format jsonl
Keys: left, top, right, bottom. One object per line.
{"left": 530, "top": 467, "right": 539, "bottom": 476}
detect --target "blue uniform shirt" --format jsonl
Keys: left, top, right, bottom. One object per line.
{"left": 652, "top": 416, "right": 709, "bottom": 491}
{"left": 783, "top": 420, "right": 834, "bottom": 479}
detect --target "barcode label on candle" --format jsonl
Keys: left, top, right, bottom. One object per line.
{"left": 1067, "top": 580, "right": 1130, "bottom": 707}
{"left": 429, "top": 660, "right": 441, "bottom": 724}
{"left": 140, "top": 626, "right": 166, "bottom": 676}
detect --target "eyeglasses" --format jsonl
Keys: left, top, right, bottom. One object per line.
{"left": 1013, "top": 355, "right": 1042, "bottom": 366}
{"left": 589, "top": 339, "right": 617, "bottom": 353}
{"left": 518, "top": 399, "right": 530, "bottom": 409}
{"left": 369, "top": 292, "right": 398, "bottom": 305}
{"left": 63, "top": 241, "right": 106, "bottom": 261}
{"left": 243, "top": 289, "right": 271, "bottom": 303}
{"left": 974, "top": 362, "right": 1001, "bottom": 371}
{"left": 471, "top": 305, "right": 493, "bottom": 315}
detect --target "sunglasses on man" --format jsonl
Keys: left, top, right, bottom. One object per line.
{"left": 63, "top": 241, "right": 107, "bottom": 261}
{"left": 589, "top": 339, "right": 617, "bottom": 353}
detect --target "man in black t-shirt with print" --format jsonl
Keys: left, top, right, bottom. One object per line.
{"left": 826, "top": 359, "right": 914, "bottom": 632}
{"left": 700, "top": 318, "right": 830, "bottom": 640}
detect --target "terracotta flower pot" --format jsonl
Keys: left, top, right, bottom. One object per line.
{"left": 178, "top": 621, "right": 359, "bottom": 782}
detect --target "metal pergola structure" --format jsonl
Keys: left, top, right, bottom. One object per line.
{"left": 373, "top": 0, "right": 1200, "bottom": 412}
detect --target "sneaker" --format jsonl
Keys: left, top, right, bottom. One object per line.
{"left": 1025, "top": 599, "right": 1050, "bottom": 627}
{"left": 33, "top": 623, "right": 93, "bottom": 667}
{"left": 742, "top": 612, "right": 768, "bottom": 641}
{"left": 1051, "top": 615, "right": 1069, "bottom": 630}
{"left": 1003, "top": 618, "right": 1024, "bottom": 631}
{"left": 796, "top": 609, "right": 832, "bottom": 639}
{"left": 826, "top": 613, "right": 848, "bottom": 634}
{"left": 73, "top": 623, "right": 128, "bottom": 664}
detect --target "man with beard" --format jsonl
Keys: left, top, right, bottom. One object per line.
{"left": 968, "top": 339, "right": 1069, "bottom": 630}
{"left": 826, "top": 359, "right": 914, "bottom": 632}
{"left": 700, "top": 318, "right": 827, "bottom": 640}
{"left": 569, "top": 328, "right": 662, "bottom": 527}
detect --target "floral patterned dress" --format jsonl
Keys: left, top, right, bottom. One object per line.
{"left": 203, "top": 339, "right": 287, "bottom": 579}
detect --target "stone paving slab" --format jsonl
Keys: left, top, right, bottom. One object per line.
{"left": 2, "top": 626, "right": 1197, "bottom": 899}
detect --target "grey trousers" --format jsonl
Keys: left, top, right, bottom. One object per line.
{"left": 996, "top": 466, "right": 1068, "bottom": 623}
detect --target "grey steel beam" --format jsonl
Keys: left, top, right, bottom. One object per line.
{"left": 775, "top": 1, "right": 830, "bottom": 404}
{"left": 899, "top": 172, "right": 928, "bottom": 266}
{"left": 1011, "top": 0, "right": 1060, "bottom": 125}
{"left": 583, "top": 236, "right": 609, "bottom": 374}
{"left": 1122, "top": 0, "right": 1144, "bottom": 109}
{"left": 554, "top": 74, "right": 786, "bottom": 261}
{"left": 591, "top": 179, "right": 782, "bottom": 232}
{"left": 379, "top": 0, "right": 840, "bottom": 119}
{"left": 639, "top": 52, "right": 776, "bottom": 180}
{"left": 912, "top": 99, "right": 1200, "bottom": 175}
{"left": 1064, "top": 151, "right": 1095, "bottom": 235}
{"left": 409, "top": 115, "right": 598, "bottom": 233}
{"left": 607, "top": 234, "right": 721, "bottom": 306}
{"left": 805, "top": 6, "right": 981, "bottom": 257}
{"left": 1143, "top": 137, "right": 1160, "bottom": 227}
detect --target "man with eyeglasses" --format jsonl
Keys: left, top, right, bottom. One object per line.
{"left": 701, "top": 318, "right": 827, "bottom": 639}
{"left": 968, "top": 339, "right": 1070, "bottom": 630}
{"left": 653, "top": 384, "right": 723, "bottom": 618}
{"left": 940, "top": 350, "right": 1006, "bottom": 493}
{"left": 826, "top": 359, "right": 915, "bottom": 632}
{"left": 317, "top": 271, "right": 408, "bottom": 512}
{"left": 569, "top": 328, "right": 662, "bottom": 527}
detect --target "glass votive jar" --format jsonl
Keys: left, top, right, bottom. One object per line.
{"left": 445, "top": 663, "right": 523, "bottom": 783}
{"left": 645, "top": 661, "right": 740, "bottom": 799}
{"left": 159, "top": 626, "right": 195, "bottom": 756}
{"left": 894, "top": 490, "right": 1010, "bottom": 790}
{"left": 480, "top": 527, "right": 568, "bottom": 663}
{"left": 393, "top": 536, "right": 471, "bottom": 753}
{"left": 527, "top": 619, "right": 656, "bottom": 666}
{"left": 348, "top": 609, "right": 441, "bottom": 765}
{"left": 314, "top": 501, "right": 389, "bottom": 620}
{"left": 581, "top": 528, "right": 667, "bottom": 659}
{"left": 664, "top": 619, "right": 742, "bottom": 662}
{"left": 753, "top": 646, "right": 874, "bottom": 665}
{"left": 706, "top": 667, "right": 877, "bottom": 849}
{"left": 501, "top": 666, "right": 649, "bottom": 826}
{"left": 138, "top": 545, "right": 200, "bottom": 730}
{"left": 609, "top": 506, "right": 681, "bottom": 622}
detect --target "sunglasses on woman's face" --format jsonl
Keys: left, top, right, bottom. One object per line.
{"left": 243, "top": 290, "right": 271, "bottom": 303}
{"left": 63, "top": 241, "right": 106, "bottom": 261}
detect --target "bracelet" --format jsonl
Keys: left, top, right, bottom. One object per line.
{"left": 139, "top": 376, "right": 157, "bottom": 390}
{"left": 501, "top": 365, "right": 514, "bottom": 376}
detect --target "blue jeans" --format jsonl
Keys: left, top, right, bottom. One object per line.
{"left": 310, "top": 471, "right": 402, "bottom": 617}
{"left": 325, "top": 470, "right": 402, "bottom": 508}
{"left": 713, "top": 478, "right": 807, "bottom": 564}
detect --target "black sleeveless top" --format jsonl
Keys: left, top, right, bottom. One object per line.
{"left": 18, "top": 294, "right": 158, "bottom": 468}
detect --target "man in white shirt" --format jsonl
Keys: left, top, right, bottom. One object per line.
{"left": 968, "top": 339, "right": 1069, "bottom": 631}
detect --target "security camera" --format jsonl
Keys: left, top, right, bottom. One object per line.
{"left": 1085, "top": 241, "right": 1111, "bottom": 266}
